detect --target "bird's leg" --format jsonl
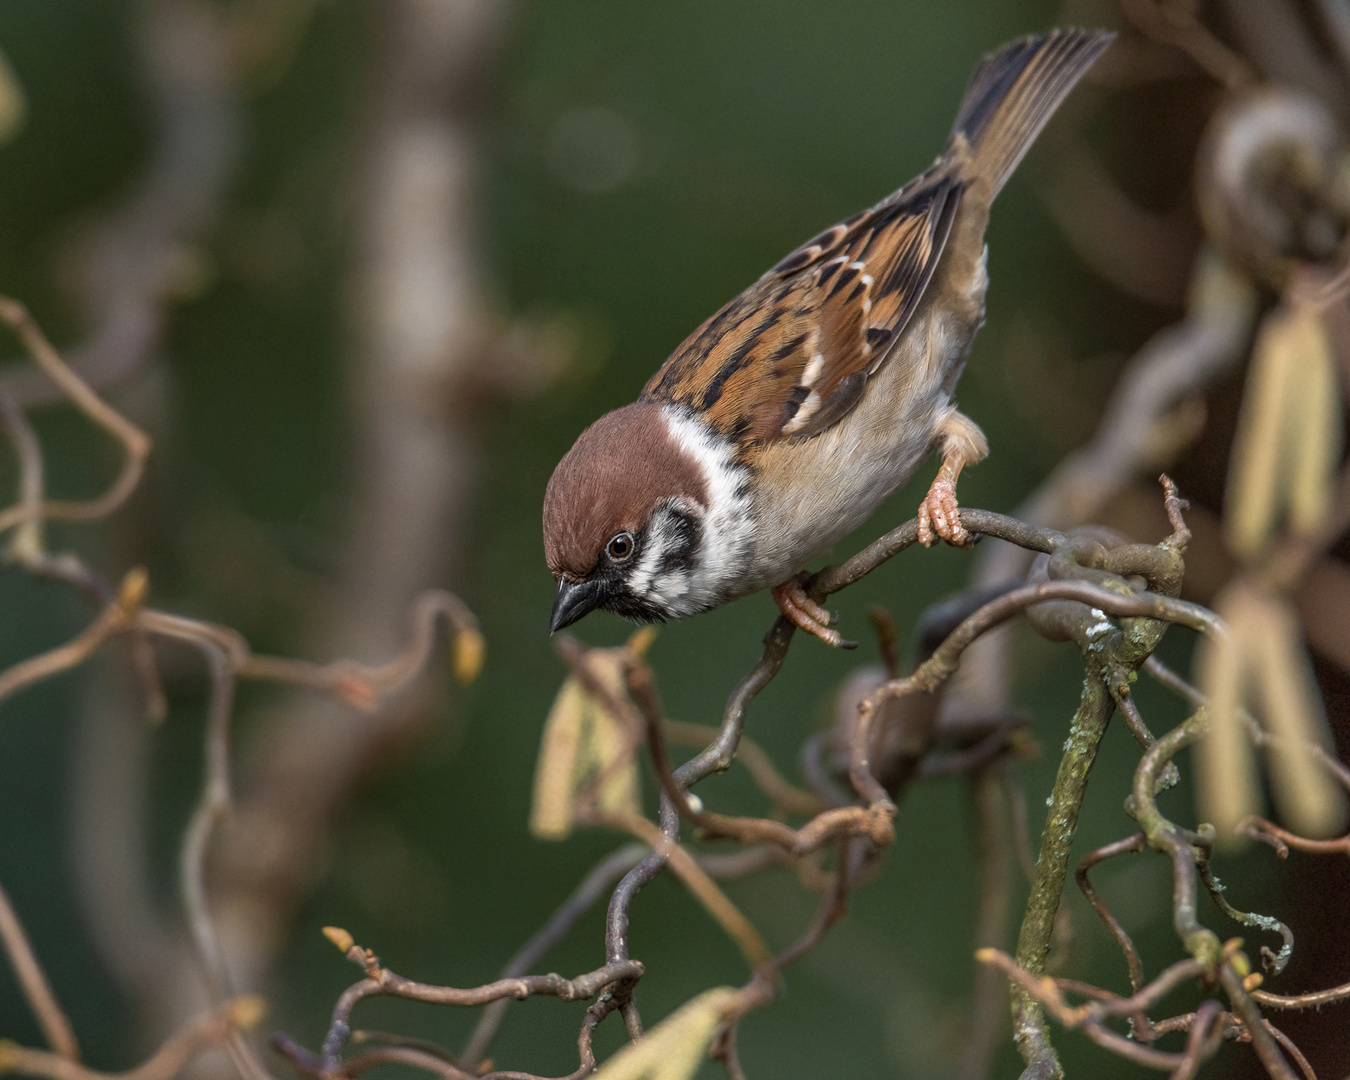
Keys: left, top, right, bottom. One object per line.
{"left": 918, "top": 409, "right": 988, "bottom": 548}
{"left": 918, "top": 462, "right": 966, "bottom": 548}
{"left": 771, "top": 576, "right": 853, "bottom": 648}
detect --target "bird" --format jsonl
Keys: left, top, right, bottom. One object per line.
{"left": 543, "top": 28, "right": 1113, "bottom": 646}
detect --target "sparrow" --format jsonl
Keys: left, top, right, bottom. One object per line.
{"left": 544, "top": 28, "right": 1112, "bottom": 645}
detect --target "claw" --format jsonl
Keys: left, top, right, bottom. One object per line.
{"left": 771, "top": 577, "right": 856, "bottom": 648}
{"left": 918, "top": 472, "right": 970, "bottom": 548}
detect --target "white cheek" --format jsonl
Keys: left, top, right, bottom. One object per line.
{"left": 626, "top": 513, "right": 691, "bottom": 605}
{"left": 657, "top": 407, "right": 755, "bottom": 609}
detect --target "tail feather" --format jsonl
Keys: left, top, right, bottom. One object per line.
{"left": 952, "top": 28, "right": 1114, "bottom": 198}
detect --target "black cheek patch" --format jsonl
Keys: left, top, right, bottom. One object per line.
{"left": 655, "top": 507, "right": 700, "bottom": 576}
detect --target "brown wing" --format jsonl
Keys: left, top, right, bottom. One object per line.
{"left": 641, "top": 171, "right": 962, "bottom": 449}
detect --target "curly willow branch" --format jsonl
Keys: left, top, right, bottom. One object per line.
{"left": 0, "top": 297, "right": 151, "bottom": 537}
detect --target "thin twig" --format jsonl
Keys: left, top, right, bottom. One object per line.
{"left": 1126, "top": 705, "right": 1299, "bottom": 1080}
{"left": 0, "top": 389, "right": 44, "bottom": 561}
{"left": 1252, "top": 980, "right": 1350, "bottom": 1011}
{"left": 137, "top": 588, "right": 481, "bottom": 712}
{"left": 1240, "top": 817, "right": 1350, "bottom": 857}
{"left": 141, "top": 620, "right": 271, "bottom": 1080}
{"left": 1195, "top": 854, "right": 1293, "bottom": 976}
{"left": 130, "top": 622, "right": 239, "bottom": 1002}
{"left": 1218, "top": 962, "right": 1298, "bottom": 1080}
{"left": 583, "top": 809, "right": 771, "bottom": 972}
{"left": 0, "top": 880, "right": 80, "bottom": 1060}
{"left": 0, "top": 296, "right": 151, "bottom": 536}
{"left": 661, "top": 720, "right": 822, "bottom": 816}
{"left": 460, "top": 843, "right": 646, "bottom": 1068}
{"left": 979, "top": 948, "right": 1214, "bottom": 1069}
{"left": 1075, "top": 834, "right": 1150, "bottom": 1034}
{"left": 0, "top": 998, "right": 263, "bottom": 1080}
{"left": 317, "top": 934, "right": 641, "bottom": 1075}
{"left": 1169, "top": 1001, "right": 1228, "bottom": 1080}
{"left": 1261, "top": 1019, "right": 1317, "bottom": 1080}
{"left": 0, "top": 604, "right": 128, "bottom": 708}
{"left": 713, "top": 838, "right": 856, "bottom": 1073}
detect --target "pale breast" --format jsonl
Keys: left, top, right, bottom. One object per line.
{"left": 737, "top": 299, "right": 982, "bottom": 595}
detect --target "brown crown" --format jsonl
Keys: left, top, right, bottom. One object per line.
{"left": 543, "top": 402, "right": 707, "bottom": 581}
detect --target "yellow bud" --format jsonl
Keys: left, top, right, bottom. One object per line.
{"left": 452, "top": 628, "right": 486, "bottom": 684}
{"left": 118, "top": 566, "right": 150, "bottom": 614}
{"left": 323, "top": 925, "right": 355, "bottom": 953}
{"left": 229, "top": 995, "right": 267, "bottom": 1030}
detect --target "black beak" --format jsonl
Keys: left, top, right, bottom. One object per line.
{"left": 550, "top": 578, "right": 605, "bottom": 633}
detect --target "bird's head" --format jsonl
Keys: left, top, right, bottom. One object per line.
{"left": 543, "top": 402, "right": 712, "bottom": 631}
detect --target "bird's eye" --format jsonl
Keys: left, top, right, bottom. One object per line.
{"left": 606, "top": 532, "right": 634, "bottom": 562}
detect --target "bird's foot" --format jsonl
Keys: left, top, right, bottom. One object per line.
{"left": 771, "top": 577, "right": 856, "bottom": 648}
{"left": 918, "top": 473, "right": 970, "bottom": 548}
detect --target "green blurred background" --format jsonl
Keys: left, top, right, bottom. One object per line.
{"left": 0, "top": 2, "right": 1342, "bottom": 1078}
